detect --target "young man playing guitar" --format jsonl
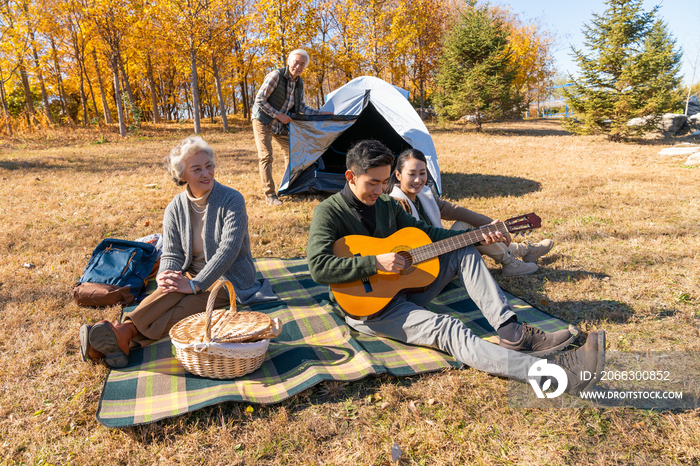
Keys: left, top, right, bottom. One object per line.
{"left": 307, "top": 139, "right": 605, "bottom": 395}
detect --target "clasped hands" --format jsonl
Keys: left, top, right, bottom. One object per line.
{"left": 157, "top": 270, "right": 201, "bottom": 294}
{"left": 375, "top": 220, "right": 511, "bottom": 274}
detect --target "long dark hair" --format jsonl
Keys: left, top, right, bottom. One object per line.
{"left": 385, "top": 148, "right": 428, "bottom": 194}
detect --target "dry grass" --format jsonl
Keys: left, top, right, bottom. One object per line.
{"left": 1, "top": 118, "right": 699, "bottom": 465}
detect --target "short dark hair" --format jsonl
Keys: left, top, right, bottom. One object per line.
{"left": 346, "top": 139, "right": 395, "bottom": 175}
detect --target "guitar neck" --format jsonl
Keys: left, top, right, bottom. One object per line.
{"left": 410, "top": 223, "right": 508, "bottom": 264}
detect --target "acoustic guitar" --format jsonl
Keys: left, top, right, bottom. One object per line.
{"left": 331, "top": 213, "right": 541, "bottom": 318}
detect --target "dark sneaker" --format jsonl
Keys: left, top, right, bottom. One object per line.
{"left": 554, "top": 331, "right": 606, "bottom": 395}
{"left": 500, "top": 322, "right": 578, "bottom": 357}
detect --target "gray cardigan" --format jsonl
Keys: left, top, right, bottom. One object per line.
{"left": 159, "top": 180, "right": 277, "bottom": 304}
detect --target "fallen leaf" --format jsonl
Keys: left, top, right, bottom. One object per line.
{"left": 408, "top": 401, "right": 420, "bottom": 416}
{"left": 380, "top": 402, "right": 390, "bottom": 409}
{"left": 144, "top": 221, "right": 150, "bottom": 227}
{"left": 541, "top": 299, "right": 549, "bottom": 306}
{"left": 427, "top": 398, "right": 435, "bottom": 405}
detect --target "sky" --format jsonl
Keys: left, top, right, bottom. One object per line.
{"left": 495, "top": 0, "right": 700, "bottom": 86}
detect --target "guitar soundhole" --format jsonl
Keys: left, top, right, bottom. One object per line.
{"left": 395, "top": 250, "right": 415, "bottom": 275}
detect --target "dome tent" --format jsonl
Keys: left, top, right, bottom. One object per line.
{"left": 277, "top": 76, "right": 442, "bottom": 197}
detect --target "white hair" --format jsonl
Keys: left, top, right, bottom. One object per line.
{"left": 164, "top": 136, "right": 216, "bottom": 186}
{"left": 288, "top": 49, "right": 310, "bottom": 65}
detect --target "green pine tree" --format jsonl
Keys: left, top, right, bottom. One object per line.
{"left": 434, "top": 2, "right": 523, "bottom": 132}
{"left": 564, "top": 0, "right": 682, "bottom": 141}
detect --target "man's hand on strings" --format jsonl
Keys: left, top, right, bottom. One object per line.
{"left": 479, "top": 220, "right": 512, "bottom": 246}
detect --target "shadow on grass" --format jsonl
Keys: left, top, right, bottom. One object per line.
{"left": 441, "top": 172, "right": 541, "bottom": 200}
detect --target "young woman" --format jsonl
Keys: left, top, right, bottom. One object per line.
{"left": 386, "top": 149, "right": 554, "bottom": 277}
{"left": 79, "top": 136, "right": 278, "bottom": 368}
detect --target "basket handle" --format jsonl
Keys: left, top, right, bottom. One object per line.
{"left": 204, "top": 280, "right": 236, "bottom": 343}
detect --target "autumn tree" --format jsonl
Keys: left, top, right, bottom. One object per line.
{"left": 327, "top": 0, "right": 363, "bottom": 81}
{"left": 392, "top": 0, "right": 448, "bottom": 117}
{"left": 82, "top": 0, "right": 140, "bottom": 136}
{"left": 492, "top": 7, "right": 555, "bottom": 108}
{"left": 434, "top": 1, "right": 523, "bottom": 131}
{"left": 564, "top": 0, "right": 682, "bottom": 141}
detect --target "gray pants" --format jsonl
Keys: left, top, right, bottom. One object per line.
{"left": 345, "top": 245, "right": 541, "bottom": 382}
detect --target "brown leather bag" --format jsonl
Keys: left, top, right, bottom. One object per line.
{"left": 72, "top": 282, "right": 135, "bottom": 307}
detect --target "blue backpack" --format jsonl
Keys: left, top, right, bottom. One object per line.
{"left": 74, "top": 239, "right": 159, "bottom": 306}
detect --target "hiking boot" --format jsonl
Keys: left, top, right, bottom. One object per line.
{"left": 519, "top": 239, "right": 555, "bottom": 263}
{"left": 500, "top": 322, "right": 578, "bottom": 356}
{"left": 266, "top": 195, "right": 283, "bottom": 206}
{"left": 88, "top": 320, "right": 138, "bottom": 368}
{"left": 501, "top": 251, "right": 538, "bottom": 277}
{"left": 79, "top": 324, "right": 105, "bottom": 361}
{"left": 553, "top": 331, "right": 606, "bottom": 395}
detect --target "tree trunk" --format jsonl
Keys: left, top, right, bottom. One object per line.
{"left": 117, "top": 52, "right": 136, "bottom": 111}
{"left": 92, "top": 50, "right": 113, "bottom": 124}
{"left": 72, "top": 34, "right": 89, "bottom": 127}
{"left": 184, "top": 83, "right": 192, "bottom": 121}
{"left": 231, "top": 72, "right": 237, "bottom": 116}
{"left": 31, "top": 38, "right": 54, "bottom": 124}
{"left": 50, "top": 36, "right": 74, "bottom": 127}
{"left": 85, "top": 65, "right": 100, "bottom": 121}
{"left": 146, "top": 54, "right": 160, "bottom": 124}
{"left": 18, "top": 59, "right": 37, "bottom": 123}
{"left": 201, "top": 74, "right": 214, "bottom": 122}
{"left": 419, "top": 63, "right": 425, "bottom": 120}
{"left": 239, "top": 76, "right": 249, "bottom": 120}
{"left": 78, "top": 68, "right": 88, "bottom": 127}
{"left": 111, "top": 55, "right": 127, "bottom": 137}
{"left": 189, "top": 46, "right": 201, "bottom": 134}
{"left": 0, "top": 69, "right": 12, "bottom": 135}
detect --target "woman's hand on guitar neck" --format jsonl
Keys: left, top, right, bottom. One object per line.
{"left": 375, "top": 253, "right": 406, "bottom": 274}
{"left": 479, "top": 220, "right": 512, "bottom": 246}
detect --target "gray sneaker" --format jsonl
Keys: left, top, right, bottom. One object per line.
{"left": 500, "top": 323, "right": 578, "bottom": 356}
{"left": 266, "top": 195, "right": 283, "bottom": 206}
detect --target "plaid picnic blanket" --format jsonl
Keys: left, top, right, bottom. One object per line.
{"left": 96, "top": 258, "right": 570, "bottom": 428}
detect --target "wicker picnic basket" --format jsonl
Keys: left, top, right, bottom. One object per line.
{"left": 169, "top": 280, "right": 282, "bottom": 379}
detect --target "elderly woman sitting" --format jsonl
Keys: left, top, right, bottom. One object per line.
{"left": 79, "top": 136, "right": 277, "bottom": 368}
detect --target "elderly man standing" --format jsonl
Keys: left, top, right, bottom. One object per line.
{"left": 251, "top": 49, "right": 329, "bottom": 206}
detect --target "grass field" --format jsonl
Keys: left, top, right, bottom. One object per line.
{"left": 0, "top": 118, "right": 699, "bottom": 464}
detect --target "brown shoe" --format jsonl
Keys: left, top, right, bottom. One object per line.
{"left": 79, "top": 324, "right": 105, "bottom": 361}
{"left": 88, "top": 320, "right": 137, "bottom": 368}
{"left": 500, "top": 322, "right": 578, "bottom": 356}
{"left": 553, "top": 331, "right": 606, "bottom": 395}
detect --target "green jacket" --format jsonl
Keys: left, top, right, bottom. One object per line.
{"left": 307, "top": 193, "right": 469, "bottom": 285}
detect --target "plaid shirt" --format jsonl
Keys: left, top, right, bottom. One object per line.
{"left": 254, "top": 67, "right": 322, "bottom": 134}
